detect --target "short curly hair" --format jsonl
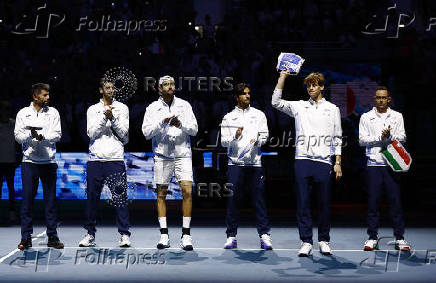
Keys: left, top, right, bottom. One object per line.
{"left": 303, "top": 72, "right": 325, "bottom": 87}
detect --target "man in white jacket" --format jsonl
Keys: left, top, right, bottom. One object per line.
{"left": 14, "top": 83, "right": 64, "bottom": 250}
{"left": 220, "top": 83, "right": 272, "bottom": 250}
{"left": 142, "top": 75, "right": 198, "bottom": 251}
{"left": 272, "top": 70, "right": 342, "bottom": 257}
{"left": 359, "top": 86, "right": 410, "bottom": 252}
{"left": 79, "top": 78, "right": 131, "bottom": 248}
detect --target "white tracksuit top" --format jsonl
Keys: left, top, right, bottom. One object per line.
{"left": 220, "top": 106, "right": 268, "bottom": 167}
{"left": 142, "top": 96, "right": 198, "bottom": 159}
{"left": 359, "top": 107, "right": 406, "bottom": 166}
{"left": 272, "top": 89, "right": 342, "bottom": 164}
{"left": 87, "top": 99, "right": 129, "bottom": 161}
{"left": 14, "top": 103, "right": 61, "bottom": 164}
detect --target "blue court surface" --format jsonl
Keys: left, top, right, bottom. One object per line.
{"left": 0, "top": 226, "right": 435, "bottom": 282}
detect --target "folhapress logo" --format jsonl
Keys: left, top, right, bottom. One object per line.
{"left": 11, "top": 3, "right": 65, "bottom": 39}
{"left": 362, "top": 4, "right": 436, "bottom": 38}
{"left": 9, "top": 3, "right": 167, "bottom": 39}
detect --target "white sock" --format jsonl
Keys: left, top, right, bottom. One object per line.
{"left": 182, "top": 216, "right": 191, "bottom": 228}
{"left": 158, "top": 217, "right": 167, "bottom": 229}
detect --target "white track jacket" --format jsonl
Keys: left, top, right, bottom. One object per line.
{"left": 359, "top": 107, "right": 406, "bottom": 166}
{"left": 272, "top": 89, "right": 342, "bottom": 164}
{"left": 221, "top": 106, "right": 268, "bottom": 167}
{"left": 142, "top": 96, "right": 198, "bottom": 159}
{"left": 14, "top": 103, "right": 61, "bottom": 164}
{"left": 87, "top": 99, "right": 129, "bottom": 161}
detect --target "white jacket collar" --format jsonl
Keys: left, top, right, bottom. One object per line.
{"left": 159, "top": 96, "right": 177, "bottom": 108}
{"left": 30, "top": 102, "right": 48, "bottom": 113}
{"left": 234, "top": 105, "right": 251, "bottom": 113}
{"left": 99, "top": 98, "right": 117, "bottom": 107}
{"left": 372, "top": 107, "right": 391, "bottom": 118}
{"left": 308, "top": 97, "right": 326, "bottom": 105}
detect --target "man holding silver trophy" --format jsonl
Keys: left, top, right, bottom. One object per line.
{"left": 272, "top": 53, "right": 343, "bottom": 257}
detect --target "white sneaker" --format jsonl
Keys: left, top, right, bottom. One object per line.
{"left": 318, "top": 241, "right": 332, "bottom": 255}
{"left": 180, "top": 234, "right": 193, "bottom": 251}
{"left": 224, "top": 237, "right": 237, "bottom": 249}
{"left": 119, "top": 234, "right": 131, "bottom": 247}
{"left": 260, "top": 234, "right": 273, "bottom": 250}
{"left": 363, "top": 239, "right": 378, "bottom": 251}
{"left": 298, "top": 242, "right": 313, "bottom": 257}
{"left": 157, "top": 234, "right": 170, "bottom": 249}
{"left": 395, "top": 239, "right": 411, "bottom": 251}
{"left": 79, "top": 234, "right": 95, "bottom": 247}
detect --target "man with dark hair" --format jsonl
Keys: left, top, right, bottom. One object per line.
{"left": 272, "top": 70, "right": 342, "bottom": 256}
{"left": 142, "top": 75, "right": 198, "bottom": 251}
{"left": 220, "top": 83, "right": 272, "bottom": 250}
{"left": 31, "top": 83, "right": 50, "bottom": 97}
{"left": 78, "top": 78, "right": 131, "bottom": 248}
{"left": 14, "top": 83, "right": 64, "bottom": 250}
{"left": 359, "top": 86, "right": 410, "bottom": 251}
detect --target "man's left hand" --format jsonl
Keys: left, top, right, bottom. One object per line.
{"left": 334, "top": 164, "right": 342, "bottom": 181}
{"left": 170, "top": 117, "right": 181, "bottom": 128}
{"left": 104, "top": 106, "right": 114, "bottom": 120}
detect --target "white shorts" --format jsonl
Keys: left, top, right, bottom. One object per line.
{"left": 154, "top": 157, "right": 193, "bottom": 185}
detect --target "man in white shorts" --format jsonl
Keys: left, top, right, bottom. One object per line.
{"left": 142, "top": 75, "right": 198, "bottom": 251}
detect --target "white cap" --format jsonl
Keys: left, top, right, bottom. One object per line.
{"left": 158, "top": 75, "right": 175, "bottom": 86}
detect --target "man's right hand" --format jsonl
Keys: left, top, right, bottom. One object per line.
{"left": 31, "top": 129, "right": 38, "bottom": 139}
{"left": 275, "top": 68, "right": 292, "bottom": 90}
{"left": 279, "top": 69, "right": 291, "bottom": 79}
{"left": 381, "top": 125, "right": 391, "bottom": 141}
{"left": 163, "top": 115, "right": 176, "bottom": 124}
{"left": 235, "top": 127, "right": 243, "bottom": 139}
{"left": 31, "top": 129, "right": 43, "bottom": 141}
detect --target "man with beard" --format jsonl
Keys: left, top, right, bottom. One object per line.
{"left": 220, "top": 83, "right": 272, "bottom": 250}
{"left": 142, "top": 76, "right": 198, "bottom": 251}
{"left": 79, "top": 78, "right": 131, "bottom": 248}
{"left": 359, "top": 86, "right": 410, "bottom": 252}
{"left": 14, "top": 83, "right": 64, "bottom": 250}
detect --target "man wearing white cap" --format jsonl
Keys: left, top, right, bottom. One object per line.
{"left": 142, "top": 75, "right": 198, "bottom": 251}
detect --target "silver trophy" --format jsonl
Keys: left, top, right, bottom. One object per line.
{"left": 276, "top": 52, "right": 305, "bottom": 74}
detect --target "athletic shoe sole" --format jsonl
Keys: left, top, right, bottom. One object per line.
{"left": 395, "top": 245, "right": 411, "bottom": 251}
{"left": 363, "top": 246, "right": 378, "bottom": 251}
{"left": 79, "top": 243, "right": 96, "bottom": 247}
{"left": 224, "top": 240, "right": 237, "bottom": 249}
{"left": 181, "top": 244, "right": 193, "bottom": 251}
{"left": 157, "top": 244, "right": 170, "bottom": 249}
{"left": 260, "top": 242, "right": 273, "bottom": 250}
{"left": 47, "top": 243, "right": 64, "bottom": 249}
{"left": 224, "top": 244, "right": 237, "bottom": 249}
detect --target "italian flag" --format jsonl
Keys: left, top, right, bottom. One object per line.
{"left": 381, "top": 140, "right": 412, "bottom": 172}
